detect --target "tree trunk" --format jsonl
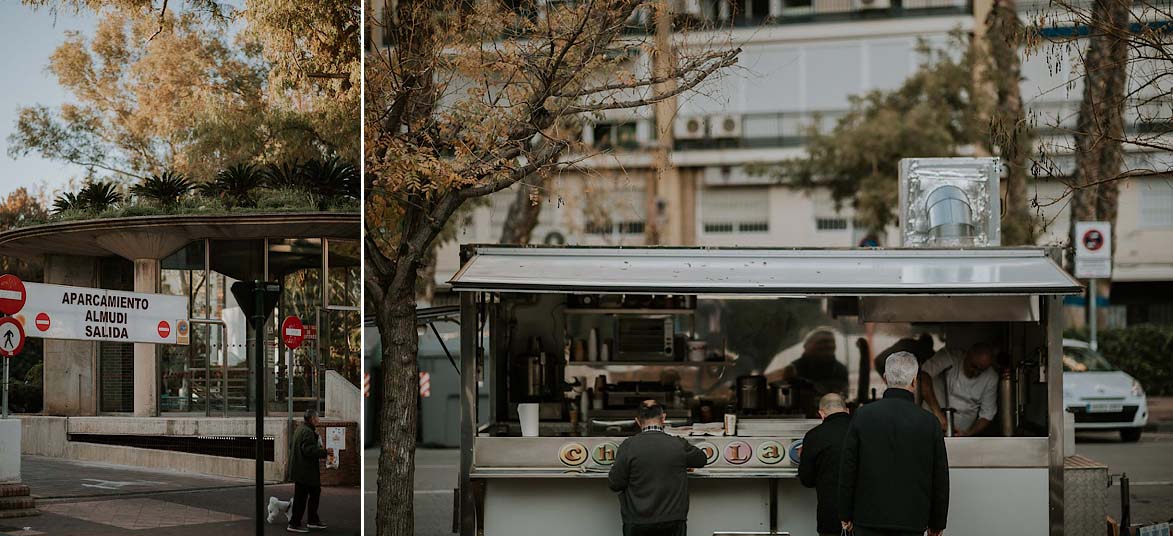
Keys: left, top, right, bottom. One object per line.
{"left": 987, "top": 0, "right": 1036, "bottom": 245}
{"left": 1065, "top": 0, "right": 1130, "bottom": 269}
{"left": 376, "top": 274, "right": 419, "bottom": 536}
{"left": 499, "top": 182, "right": 542, "bottom": 244}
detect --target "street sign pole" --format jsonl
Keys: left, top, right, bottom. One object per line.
{"left": 279, "top": 315, "right": 305, "bottom": 476}
{"left": 2, "top": 354, "right": 8, "bottom": 419}
{"left": 251, "top": 286, "right": 264, "bottom": 536}
{"left": 1089, "top": 279, "right": 1098, "bottom": 351}
{"left": 287, "top": 345, "right": 294, "bottom": 472}
{"left": 230, "top": 281, "right": 281, "bottom": 536}
{"left": 1074, "top": 222, "right": 1111, "bottom": 352}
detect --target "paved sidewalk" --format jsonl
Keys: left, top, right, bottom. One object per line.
{"left": 21, "top": 456, "right": 253, "bottom": 499}
{"left": 4, "top": 457, "right": 360, "bottom": 536}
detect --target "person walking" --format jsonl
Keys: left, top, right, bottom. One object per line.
{"left": 839, "top": 352, "right": 948, "bottom": 536}
{"left": 288, "top": 408, "right": 330, "bottom": 533}
{"left": 798, "top": 393, "right": 851, "bottom": 536}
{"left": 608, "top": 400, "right": 708, "bottom": 536}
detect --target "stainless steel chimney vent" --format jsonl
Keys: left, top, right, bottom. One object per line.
{"left": 899, "top": 157, "right": 1000, "bottom": 247}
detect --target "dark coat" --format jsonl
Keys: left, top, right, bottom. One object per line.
{"left": 608, "top": 430, "right": 708, "bottom": 525}
{"left": 838, "top": 388, "right": 949, "bottom": 532}
{"left": 290, "top": 422, "right": 328, "bottom": 486}
{"left": 798, "top": 412, "right": 851, "bottom": 534}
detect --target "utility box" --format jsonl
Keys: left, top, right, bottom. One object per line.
{"left": 1065, "top": 455, "right": 1108, "bottom": 536}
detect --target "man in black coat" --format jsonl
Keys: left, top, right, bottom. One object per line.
{"left": 609, "top": 401, "right": 708, "bottom": 536}
{"left": 288, "top": 409, "right": 330, "bottom": 533}
{"left": 839, "top": 352, "right": 949, "bottom": 536}
{"left": 798, "top": 393, "right": 852, "bottom": 536}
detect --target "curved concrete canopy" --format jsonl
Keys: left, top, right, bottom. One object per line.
{"left": 0, "top": 212, "right": 360, "bottom": 260}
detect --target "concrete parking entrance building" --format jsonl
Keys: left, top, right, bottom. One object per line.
{"left": 0, "top": 212, "right": 360, "bottom": 479}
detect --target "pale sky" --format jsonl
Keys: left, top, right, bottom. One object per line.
{"left": 0, "top": 4, "right": 94, "bottom": 199}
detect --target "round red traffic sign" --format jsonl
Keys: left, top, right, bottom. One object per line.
{"left": 0, "top": 274, "right": 27, "bottom": 315}
{"left": 157, "top": 320, "right": 171, "bottom": 339}
{"left": 281, "top": 316, "right": 304, "bottom": 349}
{"left": 0, "top": 317, "right": 26, "bottom": 358}
{"left": 1082, "top": 229, "right": 1105, "bottom": 251}
{"left": 34, "top": 312, "right": 50, "bottom": 332}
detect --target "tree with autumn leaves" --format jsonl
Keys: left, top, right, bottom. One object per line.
{"left": 363, "top": 1, "right": 738, "bottom": 533}
{"left": 12, "top": 0, "right": 359, "bottom": 181}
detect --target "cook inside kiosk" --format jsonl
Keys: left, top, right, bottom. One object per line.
{"left": 918, "top": 342, "right": 999, "bottom": 437}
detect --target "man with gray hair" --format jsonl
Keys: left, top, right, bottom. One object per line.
{"left": 839, "top": 352, "right": 949, "bottom": 536}
{"left": 287, "top": 408, "right": 330, "bottom": 533}
{"left": 798, "top": 393, "right": 851, "bottom": 536}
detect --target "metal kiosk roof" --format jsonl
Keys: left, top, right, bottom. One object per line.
{"left": 448, "top": 246, "right": 1082, "bottom": 296}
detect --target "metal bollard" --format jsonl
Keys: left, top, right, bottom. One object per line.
{"left": 1120, "top": 473, "right": 1131, "bottom": 536}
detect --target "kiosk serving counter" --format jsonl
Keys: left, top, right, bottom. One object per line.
{"left": 448, "top": 245, "right": 1081, "bottom": 536}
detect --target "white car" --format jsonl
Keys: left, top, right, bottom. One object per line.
{"left": 1062, "top": 339, "right": 1148, "bottom": 442}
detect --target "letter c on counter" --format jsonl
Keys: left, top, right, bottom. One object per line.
{"left": 559, "top": 442, "right": 588, "bottom": 466}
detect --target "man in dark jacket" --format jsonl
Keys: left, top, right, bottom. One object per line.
{"left": 839, "top": 352, "right": 948, "bottom": 536}
{"left": 798, "top": 393, "right": 851, "bottom": 536}
{"left": 288, "top": 409, "right": 330, "bottom": 533}
{"left": 608, "top": 400, "right": 708, "bottom": 536}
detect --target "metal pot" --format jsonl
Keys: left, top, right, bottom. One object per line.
{"left": 772, "top": 383, "right": 792, "bottom": 411}
{"left": 737, "top": 375, "right": 767, "bottom": 412}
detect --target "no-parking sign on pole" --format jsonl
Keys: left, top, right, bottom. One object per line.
{"left": 1074, "top": 221, "right": 1112, "bottom": 351}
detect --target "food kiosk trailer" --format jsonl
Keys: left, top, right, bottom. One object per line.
{"left": 448, "top": 245, "right": 1081, "bottom": 536}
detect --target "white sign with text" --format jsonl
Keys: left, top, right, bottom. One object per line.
{"left": 18, "top": 282, "right": 189, "bottom": 345}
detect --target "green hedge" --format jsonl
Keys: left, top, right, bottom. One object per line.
{"left": 1071, "top": 325, "right": 1173, "bottom": 396}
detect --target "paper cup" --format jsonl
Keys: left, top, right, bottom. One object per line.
{"left": 518, "top": 403, "right": 540, "bottom": 437}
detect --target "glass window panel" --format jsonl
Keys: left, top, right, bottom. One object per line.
{"left": 327, "top": 239, "right": 360, "bottom": 308}
{"left": 209, "top": 240, "right": 266, "bottom": 413}
{"left": 324, "top": 309, "right": 361, "bottom": 388}
{"left": 98, "top": 257, "right": 134, "bottom": 413}
{"left": 269, "top": 239, "right": 324, "bottom": 414}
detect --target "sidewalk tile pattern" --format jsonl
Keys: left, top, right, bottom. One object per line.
{"left": 41, "top": 498, "right": 246, "bottom": 530}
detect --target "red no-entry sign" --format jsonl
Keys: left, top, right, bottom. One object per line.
{"left": 281, "top": 316, "right": 304, "bottom": 349}
{"left": 0, "top": 317, "right": 25, "bottom": 358}
{"left": 157, "top": 320, "right": 171, "bottom": 339}
{"left": 34, "top": 312, "right": 50, "bottom": 332}
{"left": 0, "top": 275, "right": 26, "bottom": 315}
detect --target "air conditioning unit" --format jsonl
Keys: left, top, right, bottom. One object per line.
{"left": 674, "top": 116, "right": 707, "bottom": 140}
{"left": 854, "top": 0, "right": 891, "bottom": 9}
{"left": 709, "top": 114, "right": 742, "bottom": 139}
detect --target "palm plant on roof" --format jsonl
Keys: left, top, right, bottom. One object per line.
{"left": 300, "top": 157, "right": 359, "bottom": 209}
{"left": 130, "top": 171, "right": 193, "bottom": 208}
{"left": 77, "top": 180, "right": 123, "bottom": 212}
{"left": 263, "top": 161, "right": 306, "bottom": 190}
{"left": 199, "top": 163, "right": 265, "bottom": 208}
{"left": 51, "top": 191, "right": 83, "bottom": 214}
